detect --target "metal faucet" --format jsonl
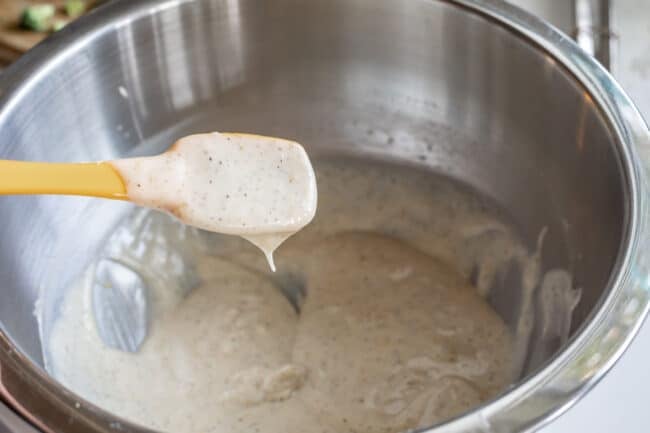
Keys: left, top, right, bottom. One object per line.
{"left": 573, "top": 0, "right": 612, "bottom": 68}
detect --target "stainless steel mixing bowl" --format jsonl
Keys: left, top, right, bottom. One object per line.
{"left": 1, "top": 0, "right": 649, "bottom": 432}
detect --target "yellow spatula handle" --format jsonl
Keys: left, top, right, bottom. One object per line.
{"left": 0, "top": 160, "right": 127, "bottom": 199}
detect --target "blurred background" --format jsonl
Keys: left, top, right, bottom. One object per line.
{"left": 0, "top": 0, "right": 103, "bottom": 66}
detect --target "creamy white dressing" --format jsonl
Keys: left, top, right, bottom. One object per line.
{"left": 110, "top": 132, "right": 318, "bottom": 270}
{"left": 41, "top": 158, "right": 578, "bottom": 433}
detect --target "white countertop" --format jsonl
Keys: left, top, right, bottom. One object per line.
{"left": 541, "top": 319, "right": 650, "bottom": 432}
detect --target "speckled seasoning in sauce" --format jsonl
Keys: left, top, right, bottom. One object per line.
{"left": 111, "top": 132, "right": 318, "bottom": 270}
{"left": 43, "top": 157, "right": 541, "bottom": 433}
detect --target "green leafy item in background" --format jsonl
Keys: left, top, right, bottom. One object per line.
{"left": 65, "top": 0, "right": 87, "bottom": 18}
{"left": 20, "top": 4, "right": 56, "bottom": 32}
{"left": 53, "top": 19, "right": 69, "bottom": 32}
